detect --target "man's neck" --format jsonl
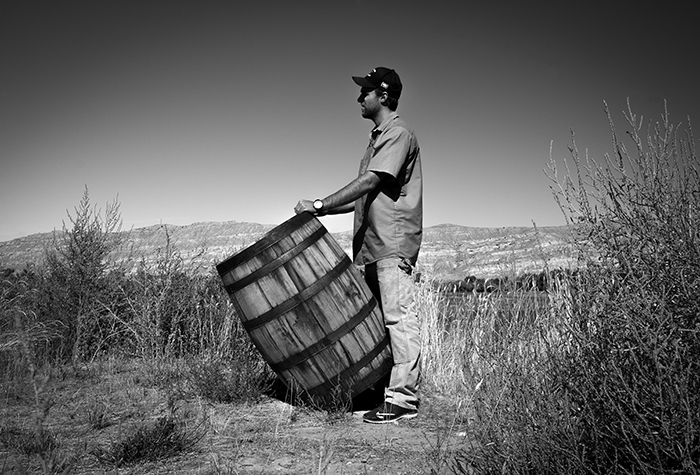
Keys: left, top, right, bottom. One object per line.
{"left": 371, "top": 108, "right": 393, "bottom": 128}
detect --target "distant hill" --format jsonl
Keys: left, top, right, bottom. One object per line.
{"left": 0, "top": 219, "right": 579, "bottom": 280}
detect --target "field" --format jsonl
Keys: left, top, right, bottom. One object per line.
{"left": 0, "top": 268, "right": 546, "bottom": 475}
{"left": 0, "top": 347, "right": 474, "bottom": 474}
{"left": 1, "top": 101, "right": 699, "bottom": 474}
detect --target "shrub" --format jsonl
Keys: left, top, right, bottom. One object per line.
{"left": 39, "top": 186, "right": 124, "bottom": 364}
{"left": 545, "top": 101, "right": 700, "bottom": 473}
{"left": 452, "top": 101, "right": 699, "bottom": 474}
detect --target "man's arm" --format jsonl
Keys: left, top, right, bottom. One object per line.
{"left": 295, "top": 170, "right": 382, "bottom": 216}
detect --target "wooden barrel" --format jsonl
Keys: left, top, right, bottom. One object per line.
{"left": 216, "top": 213, "right": 392, "bottom": 402}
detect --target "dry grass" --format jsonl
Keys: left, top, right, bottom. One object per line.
{"left": 0, "top": 355, "right": 469, "bottom": 474}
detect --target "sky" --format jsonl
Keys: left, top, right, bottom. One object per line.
{"left": 2, "top": 1, "right": 699, "bottom": 242}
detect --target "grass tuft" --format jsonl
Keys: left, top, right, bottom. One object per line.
{"left": 93, "top": 413, "right": 206, "bottom": 467}
{"left": 186, "top": 351, "right": 275, "bottom": 404}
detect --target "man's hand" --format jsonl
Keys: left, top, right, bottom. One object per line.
{"left": 294, "top": 199, "right": 315, "bottom": 215}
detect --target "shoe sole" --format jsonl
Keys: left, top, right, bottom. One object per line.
{"left": 362, "top": 412, "right": 418, "bottom": 424}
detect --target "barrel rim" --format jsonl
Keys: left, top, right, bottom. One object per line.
{"left": 221, "top": 225, "right": 328, "bottom": 295}
{"left": 216, "top": 213, "right": 316, "bottom": 275}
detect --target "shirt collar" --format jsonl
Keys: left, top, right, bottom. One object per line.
{"left": 370, "top": 112, "right": 399, "bottom": 138}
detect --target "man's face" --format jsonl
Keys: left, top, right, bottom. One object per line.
{"left": 358, "top": 88, "right": 382, "bottom": 119}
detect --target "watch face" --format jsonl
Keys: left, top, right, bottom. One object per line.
{"left": 314, "top": 200, "right": 323, "bottom": 210}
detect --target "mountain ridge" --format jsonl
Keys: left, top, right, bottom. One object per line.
{"left": 0, "top": 220, "right": 578, "bottom": 279}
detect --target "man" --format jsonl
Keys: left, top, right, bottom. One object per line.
{"left": 294, "top": 67, "right": 423, "bottom": 424}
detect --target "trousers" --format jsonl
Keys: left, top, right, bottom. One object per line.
{"left": 364, "top": 257, "right": 421, "bottom": 410}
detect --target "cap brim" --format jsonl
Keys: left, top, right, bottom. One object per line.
{"left": 352, "top": 76, "right": 374, "bottom": 88}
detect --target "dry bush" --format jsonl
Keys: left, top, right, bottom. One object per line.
{"left": 39, "top": 186, "right": 124, "bottom": 364}
{"left": 544, "top": 101, "right": 700, "bottom": 473}
{"left": 439, "top": 101, "right": 699, "bottom": 474}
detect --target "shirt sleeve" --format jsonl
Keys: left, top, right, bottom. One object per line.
{"left": 367, "top": 126, "right": 411, "bottom": 181}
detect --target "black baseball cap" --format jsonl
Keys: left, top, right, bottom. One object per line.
{"left": 352, "top": 67, "right": 402, "bottom": 99}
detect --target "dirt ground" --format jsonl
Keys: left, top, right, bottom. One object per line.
{"left": 0, "top": 361, "right": 475, "bottom": 475}
{"left": 198, "top": 395, "right": 472, "bottom": 475}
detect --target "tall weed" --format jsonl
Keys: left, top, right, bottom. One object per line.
{"left": 418, "top": 276, "right": 580, "bottom": 473}
{"left": 0, "top": 275, "right": 75, "bottom": 474}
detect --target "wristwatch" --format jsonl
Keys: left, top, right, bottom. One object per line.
{"left": 313, "top": 199, "right": 324, "bottom": 214}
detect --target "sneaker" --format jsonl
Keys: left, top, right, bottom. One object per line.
{"left": 363, "top": 403, "right": 418, "bottom": 424}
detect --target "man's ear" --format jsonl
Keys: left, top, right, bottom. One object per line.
{"left": 378, "top": 91, "right": 389, "bottom": 105}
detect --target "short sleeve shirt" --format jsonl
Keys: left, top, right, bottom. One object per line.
{"left": 353, "top": 113, "right": 423, "bottom": 265}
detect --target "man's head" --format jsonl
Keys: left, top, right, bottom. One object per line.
{"left": 353, "top": 67, "right": 401, "bottom": 112}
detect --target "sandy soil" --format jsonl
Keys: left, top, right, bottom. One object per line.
{"left": 196, "top": 395, "right": 471, "bottom": 475}
{"left": 0, "top": 361, "right": 474, "bottom": 475}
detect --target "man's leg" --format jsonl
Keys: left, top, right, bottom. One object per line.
{"left": 374, "top": 258, "right": 421, "bottom": 410}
